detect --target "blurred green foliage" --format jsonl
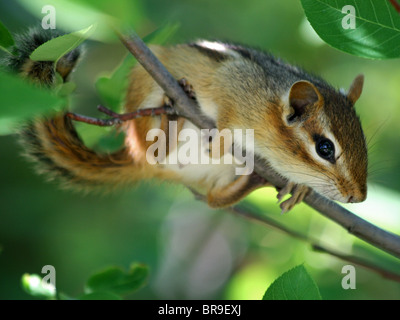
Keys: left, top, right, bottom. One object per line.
{"left": 0, "top": 0, "right": 400, "bottom": 300}
{"left": 0, "top": 20, "right": 14, "bottom": 52}
{"left": 22, "top": 262, "right": 148, "bottom": 300}
{"left": 21, "top": 273, "right": 56, "bottom": 299}
{"left": 0, "top": 71, "right": 66, "bottom": 135}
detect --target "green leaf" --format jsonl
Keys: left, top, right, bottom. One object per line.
{"left": 78, "top": 292, "right": 122, "bottom": 300}
{"left": 21, "top": 273, "right": 56, "bottom": 299}
{"left": 263, "top": 265, "right": 322, "bottom": 300}
{"left": 30, "top": 25, "right": 95, "bottom": 62}
{"left": 75, "top": 124, "right": 124, "bottom": 154}
{"left": 85, "top": 263, "right": 149, "bottom": 296}
{"left": 95, "top": 76, "right": 126, "bottom": 111}
{"left": 54, "top": 72, "right": 64, "bottom": 87}
{"left": 301, "top": 0, "right": 400, "bottom": 59}
{"left": 0, "top": 71, "right": 65, "bottom": 135}
{"left": 56, "top": 81, "right": 77, "bottom": 97}
{"left": 0, "top": 118, "right": 18, "bottom": 135}
{"left": 95, "top": 53, "right": 136, "bottom": 111}
{"left": 75, "top": 123, "right": 109, "bottom": 148}
{"left": 143, "top": 22, "right": 180, "bottom": 45}
{"left": 0, "top": 20, "right": 14, "bottom": 53}
{"left": 95, "top": 131, "right": 125, "bottom": 153}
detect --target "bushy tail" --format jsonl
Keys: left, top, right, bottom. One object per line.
{"left": 7, "top": 28, "right": 140, "bottom": 191}
{"left": 20, "top": 115, "right": 138, "bottom": 190}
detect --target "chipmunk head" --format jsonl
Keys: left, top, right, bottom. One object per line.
{"left": 273, "top": 75, "right": 367, "bottom": 203}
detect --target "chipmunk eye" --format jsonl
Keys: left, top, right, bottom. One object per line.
{"left": 316, "top": 138, "right": 335, "bottom": 161}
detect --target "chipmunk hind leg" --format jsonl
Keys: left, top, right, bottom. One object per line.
{"left": 207, "top": 172, "right": 271, "bottom": 208}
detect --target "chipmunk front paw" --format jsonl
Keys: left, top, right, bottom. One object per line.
{"left": 163, "top": 77, "right": 197, "bottom": 107}
{"left": 276, "top": 182, "right": 310, "bottom": 214}
{"left": 178, "top": 78, "right": 196, "bottom": 100}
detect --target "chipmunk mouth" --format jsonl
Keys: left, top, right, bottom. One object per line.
{"left": 327, "top": 185, "right": 367, "bottom": 204}
{"left": 346, "top": 189, "right": 367, "bottom": 203}
{"left": 329, "top": 192, "right": 349, "bottom": 203}
{"left": 341, "top": 179, "right": 367, "bottom": 203}
{"left": 320, "top": 176, "right": 366, "bottom": 203}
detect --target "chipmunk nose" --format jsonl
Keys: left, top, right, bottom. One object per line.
{"left": 347, "top": 185, "right": 367, "bottom": 203}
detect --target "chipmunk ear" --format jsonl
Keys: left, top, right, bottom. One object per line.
{"left": 347, "top": 74, "right": 364, "bottom": 105}
{"left": 286, "top": 80, "right": 323, "bottom": 123}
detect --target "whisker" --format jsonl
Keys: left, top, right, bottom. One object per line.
{"left": 285, "top": 163, "right": 337, "bottom": 182}
{"left": 366, "top": 118, "right": 389, "bottom": 149}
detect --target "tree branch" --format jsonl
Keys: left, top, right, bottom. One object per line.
{"left": 190, "top": 187, "right": 400, "bottom": 282}
{"left": 116, "top": 30, "right": 400, "bottom": 260}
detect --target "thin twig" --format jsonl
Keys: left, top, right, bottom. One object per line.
{"left": 116, "top": 30, "right": 400, "bottom": 260}
{"left": 97, "top": 105, "right": 120, "bottom": 117}
{"left": 66, "top": 112, "right": 121, "bottom": 126}
{"left": 389, "top": 0, "right": 400, "bottom": 14}
{"left": 66, "top": 105, "right": 176, "bottom": 126}
{"left": 102, "top": 105, "right": 176, "bottom": 121}
{"left": 312, "top": 245, "right": 400, "bottom": 283}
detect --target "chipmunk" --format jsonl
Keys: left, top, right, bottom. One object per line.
{"left": 6, "top": 29, "right": 368, "bottom": 213}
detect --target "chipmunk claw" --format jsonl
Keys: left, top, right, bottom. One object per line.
{"left": 276, "top": 182, "right": 294, "bottom": 203}
{"left": 178, "top": 78, "right": 196, "bottom": 100}
{"left": 276, "top": 182, "right": 309, "bottom": 214}
{"left": 163, "top": 78, "right": 196, "bottom": 108}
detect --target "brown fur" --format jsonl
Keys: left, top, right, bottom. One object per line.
{"left": 19, "top": 39, "right": 368, "bottom": 207}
